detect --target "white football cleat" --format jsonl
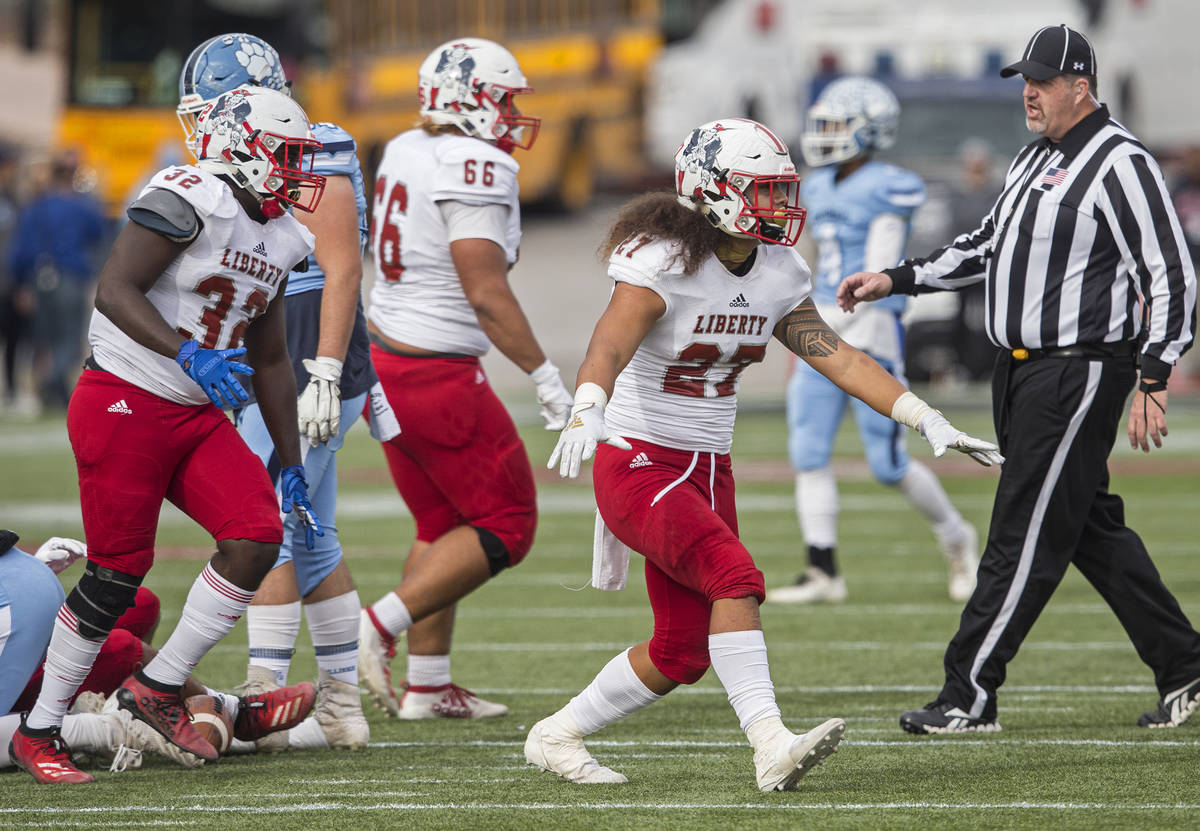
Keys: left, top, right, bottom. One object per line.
{"left": 399, "top": 682, "right": 508, "bottom": 719}
{"left": 752, "top": 717, "right": 845, "bottom": 793}
{"left": 237, "top": 665, "right": 289, "bottom": 753}
{"left": 358, "top": 609, "right": 401, "bottom": 718}
{"left": 524, "top": 712, "right": 627, "bottom": 784}
{"left": 941, "top": 523, "right": 979, "bottom": 603}
{"left": 766, "top": 567, "right": 848, "bottom": 605}
{"left": 313, "top": 670, "right": 369, "bottom": 748}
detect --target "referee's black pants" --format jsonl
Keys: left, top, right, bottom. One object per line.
{"left": 940, "top": 351, "right": 1200, "bottom": 719}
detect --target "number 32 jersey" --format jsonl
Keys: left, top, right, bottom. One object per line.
{"left": 605, "top": 236, "right": 814, "bottom": 454}
{"left": 367, "top": 130, "right": 521, "bottom": 356}
{"left": 88, "top": 165, "right": 315, "bottom": 406}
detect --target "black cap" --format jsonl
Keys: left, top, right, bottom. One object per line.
{"left": 1001, "top": 24, "right": 1096, "bottom": 81}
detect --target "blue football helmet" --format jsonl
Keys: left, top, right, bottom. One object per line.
{"left": 178, "top": 33, "right": 290, "bottom": 156}
{"left": 800, "top": 76, "right": 900, "bottom": 167}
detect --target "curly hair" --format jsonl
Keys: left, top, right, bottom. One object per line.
{"left": 598, "top": 191, "right": 727, "bottom": 275}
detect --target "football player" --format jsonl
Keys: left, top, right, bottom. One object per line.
{"left": 357, "top": 37, "right": 573, "bottom": 720}
{"left": 9, "top": 87, "right": 323, "bottom": 784}
{"left": 177, "top": 32, "right": 380, "bottom": 752}
{"left": 524, "top": 118, "right": 1001, "bottom": 790}
{"left": 767, "top": 77, "right": 980, "bottom": 606}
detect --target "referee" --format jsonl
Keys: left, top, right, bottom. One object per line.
{"left": 838, "top": 24, "right": 1200, "bottom": 733}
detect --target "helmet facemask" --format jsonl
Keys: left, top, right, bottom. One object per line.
{"left": 726, "top": 173, "right": 806, "bottom": 246}
{"left": 800, "top": 108, "right": 870, "bottom": 167}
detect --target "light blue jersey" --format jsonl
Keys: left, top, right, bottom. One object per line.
{"left": 285, "top": 122, "right": 368, "bottom": 296}
{"left": 801, "top": 161, "right": 925, "bottom": 317}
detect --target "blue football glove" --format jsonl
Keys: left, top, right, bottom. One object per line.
{"left": 175, "top": 340, "right": 255, "bottom": 409}
{"left": 279, "top": 464, "right": 324, "bottom": 550}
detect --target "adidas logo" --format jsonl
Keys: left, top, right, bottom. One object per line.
{"left": 729, "top": 293, "right": 750, "bottom": 307}
{"left": 628, "top": 452, "right": 653, "bottom": 469}
{"left": 107, "top": 399, "right": 133, "bottom": 414}
{"left": 252, "top": 241, "right": 268, "bottom": 256}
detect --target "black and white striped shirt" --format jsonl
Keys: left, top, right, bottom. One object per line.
{"left": 886, "top": 105, "right": 1196, "bottom": 379}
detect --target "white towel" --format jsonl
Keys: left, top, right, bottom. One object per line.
{"left": 592, "top": 510, "right": 631, "bottom": 591}
{"left": 365, "top": 381, "right": 402, "bottom": 442}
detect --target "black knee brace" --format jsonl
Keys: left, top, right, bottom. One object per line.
{"left": 66, "top": 561, "right": 144, "bottom": 640}
{"left": 472, "top": 526, "right": 510, "bottom": 576}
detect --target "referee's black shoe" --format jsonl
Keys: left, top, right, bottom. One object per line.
{"left": 900, "top": 700, "right": 1001, "bottom": 734}
{"left": 1137, "top": 677, "right": 1200, "bottom": 728}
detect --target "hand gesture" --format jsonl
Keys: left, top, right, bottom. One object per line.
{"left": 1128, "top": 386, "right": 1169, "bottom": 453}
{"left": 280, "top": 464, "right": 324, "bottom": 550}
{"left": 530, "top": 361, "right": 574, "bottom": 431}
{"left": 176, "top": 340, "right": 255, "bottom": 409}
{"left": 34, "top": 537, "right": 88, "bottom": 575}
{"left": 298, "top": 357, "right": 343, "bottom": 446}
{"left": 918, "top": 412, "right": 1004, "bottom": 467}
{"left": 547, "top": 402, "right": 632, "bottom": 478}
{"left": 836, "top": 272, "right": 894, "bottom": 313}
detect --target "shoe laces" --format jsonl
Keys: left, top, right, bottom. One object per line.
{"left": 140, "top": 690, "right": 192, "bottom": 726}
{"left": 432, "top": 684, "right": 478, "bottom": 717}
{"left": 25, "top": 730, "right": 73, "bottom": 762}
{"left": 109, "top": 744, "right": 143, "bottom": 773}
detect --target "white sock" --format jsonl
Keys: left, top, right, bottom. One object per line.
{"left": 796, "top": 468, "right": 838, "bottom": 549}
{"left": 407, "top": 654, "right": 451, "bottom": 688}
{"left": 60, "top": 712, "right": 115, "bottom": 755}
{"left": 566, "top": 648, "right": 663, "bottom": 736}
{"left": 26, "top": 607, "right": 106, "bottom": 729}
{"left": 370, "top": 592, "right": 413, "bottom": 638}
{"left": 897, "top": 461, "right": 967, "bottom": 542}
{"left": 247, "top": 601, "right": 301, "bottom": 686}
{"left": 201, "top": 686, "right": 241, "bottom": 721}
{"left": 226, "top": 737, "right": 256, "bottom": 755}
{"left": 0, "top": 713, "right": 21, "bottom": 766}
{"left": 709, "top": 629, "right": 780, "bottom": 732}
{"left": 288, "top": 716, "right": 330, "bottom": 751}
{"left": 143, "top": 564, "right": 254, "bottom": 688}
{"left": 305, "top": 591, "right": 361, "bottom": 685}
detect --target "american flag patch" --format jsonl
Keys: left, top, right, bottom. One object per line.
{"left": 1040, "top": 167, "right": 1070, "bottom": 189}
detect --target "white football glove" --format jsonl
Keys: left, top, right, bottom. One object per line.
{"left": 298, "top": 356, "right": 343, "bottom": 447}
{"left": 529, "top": 359, "right": 574, "bottom": 431}
{"left": 547, "top": 383, "right": 633, "bottom": 478}
{"left": 918, "top": 412, "right": 1005, "bottom": 467}
{"left": 34, "top": 536, "right": 88, "bottom": 574}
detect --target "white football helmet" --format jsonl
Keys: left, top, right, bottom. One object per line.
{"left": 675, "top": 118, "right": 806, "bottom": 246}
{"left": 800, "top": 76, "right": 900, "bottom": 167}
{"left": 418, "top": 37, "right": 540, "bottom": 151}
{"left": 195, "top": 87, "right": 325, "bottom": 217}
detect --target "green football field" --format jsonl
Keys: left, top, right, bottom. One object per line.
{"left": 2, "top": 391, "right": 1199, "bottom": 830}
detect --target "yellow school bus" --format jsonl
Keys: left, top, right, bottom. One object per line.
{"left": 58, "top": 0, "right": 662, "bottom": 216}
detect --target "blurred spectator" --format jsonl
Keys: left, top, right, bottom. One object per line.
{"left": 945, "top": 138, "right": 1001, "bottom": 381}
{"left": 1170, "top": 145, "right": 1200, "bottom": 388}
{"left": 8, "top": 151, "right": 108, "bottom": 410}
{"left": 0, "top": 144, "right": 27, "bottom": 410}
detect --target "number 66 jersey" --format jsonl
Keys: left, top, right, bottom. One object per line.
{"left": 88, "top": 165, "right": 315, "bottom": 406}
{"left": 604, "top": 235, "right": 814, "bottom": 454}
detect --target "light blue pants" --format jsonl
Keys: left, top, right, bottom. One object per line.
{"left": 236, "top": 393, "right": 366, "bottom": 596}
{"left": 0, "top": 548, "right": 65, "bottom": 713}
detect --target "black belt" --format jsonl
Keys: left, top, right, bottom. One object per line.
{"left": 1010, "top": 342, "right": 1135, "bottom": 361}
{"left": 83, "top": 354, "right": 107, "bottom": 372}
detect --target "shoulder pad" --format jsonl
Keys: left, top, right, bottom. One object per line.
{"left": 432, "top": 137, "right": 519, "bottom": 205}
{"left": 127, "top": 188, "right": 203, "bottom": 243}
{"left": 608, "top": 236, "right": 684, "bottom": 285}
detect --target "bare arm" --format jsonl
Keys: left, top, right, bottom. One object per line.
{"left": 93, "top": 222, "right": 191, "bottom": 358}
{"left": 293, "top": 175, "right": 361, "bottom": 363}
{"left": 244, "top": 283, "right": 301, "bottom": 469}
{"left": 575, "top": 281, "right": 667, "bottom": 396}
{"left": 452, "top": 237, "right": 546, "bottom": 372}
{"left": 774, "top": 298, "right": 907, "bottom": 416}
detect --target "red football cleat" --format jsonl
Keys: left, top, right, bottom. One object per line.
{"left": 234, "top": 681, "right": 316, "bottom": 741}
{"left": 116, "top": 673, "right": 219, "bottom": 761}
{"left": 10, "top": 722, "right": 95, "bottom": 784}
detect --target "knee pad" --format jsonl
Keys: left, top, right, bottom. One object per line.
{"left": 702, "top": 543, "right": 766, "bottom": 604}
{"left": 112, "top": 587, "right": 161, "bottom": 641}
{"left": 472, "top": 526, "right": 511, "bottom": 577}
{"left": 66, "top": 561, "right": 144, "bottom": 640}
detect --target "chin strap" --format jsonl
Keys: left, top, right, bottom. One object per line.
{"left": 260, "top": 197, "right": 286, "bottom": 219}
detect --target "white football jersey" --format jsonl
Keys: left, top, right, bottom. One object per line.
{"left": 89, "top": 165, "right": 315, "bottom": 406}
{"left": 605, "top": 236, "right": 814, "bottom": 453}
{"left": 367, "top": 130, "right": 521, "bottom": 355}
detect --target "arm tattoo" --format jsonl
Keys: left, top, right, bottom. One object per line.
{"left": 776, "top": 302, "right": 841, "bottom": 358}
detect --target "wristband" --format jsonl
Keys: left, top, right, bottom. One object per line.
{"left": 890, "top": 390, "right": 936, "bottom": 430}
{"left": 573, "top": 382, "right": 608, "bottom": 410}
{"left": 1138, "top": 378, "right": 1167, "bottom": 394}
{"left": 529, "top": 359, "right": 560, "bottom": 386}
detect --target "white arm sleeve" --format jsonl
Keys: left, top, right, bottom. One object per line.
{"left": 438, "top": 199, "right": 510, "bottom": 249}
{"left": 863, "top": 213, "right": 909, "bottom": 273}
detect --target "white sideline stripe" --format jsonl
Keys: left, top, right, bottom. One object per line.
{"left": 6, "top": 801, "right": 1200, "bottom": 815}
{"left": 362, "top": 737, "right": 1200, "bottom": 749}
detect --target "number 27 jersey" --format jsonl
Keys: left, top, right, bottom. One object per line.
{"left": 88, "top": 165, "right": 315, "bottom": 406}
{"left": 605, "top": 236, "right": 814, "bottom": 454}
